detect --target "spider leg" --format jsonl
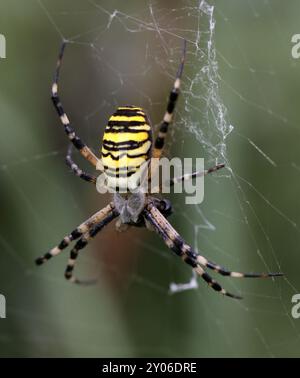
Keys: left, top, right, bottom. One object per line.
{"left": 51, "top": 41, "right": 100, "bottom": 167}
{"left": 35, "top": 203, "right": 115, "bottom": 265}
{"left": 144, "top": 204, "right": 241, "bottom": 299}
{"left": 66, "top": 144, "right": 97, "bottom": 184}
{"left": 152, "top": 39, "right": 186, "bottom": 159}
{"left": 144, "top": 204, "right": 283, "bottom": 298}
{"left": 146, "top": 203, "right": 282, "bottom": 278}
{"left": 170, "top": 163, "right": 225, "bottom": 186}
{"left": 64, "top": 210, "right": 118, "bottom": 284}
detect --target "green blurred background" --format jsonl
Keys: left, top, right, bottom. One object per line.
{"left": 1, "top": 0, "right": 300, "bottom": 357}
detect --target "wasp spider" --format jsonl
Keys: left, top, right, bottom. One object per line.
{"left": 35, "top": 40, "right": 283, "bottom": 299}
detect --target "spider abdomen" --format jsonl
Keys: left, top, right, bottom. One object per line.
{"left": 101, "top": 106, "right": 152, "bottom": 191}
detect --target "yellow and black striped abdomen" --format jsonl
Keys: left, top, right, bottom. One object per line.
{"left": 101, "top": 106, "right": 152, "bottom": 191}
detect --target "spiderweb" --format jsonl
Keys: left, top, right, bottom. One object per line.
{"left": 1, "top": 0, "right": 300, "bottom": 357}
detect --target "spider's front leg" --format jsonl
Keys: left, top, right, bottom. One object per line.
{"left": 144, "top": 203, "right": 283, "bottom": 299}
{"left": 51, "top": 41, "right": 100, "bottom": 168}
{"left": 152, "top": 40, "right": 186, "bottom": 159}
{"left": 65, "top": 144, "right": 97, "bottom": 184}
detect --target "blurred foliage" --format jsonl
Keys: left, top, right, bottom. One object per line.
{"left": 0, "top": 0, "right": 300, "bottom": 357}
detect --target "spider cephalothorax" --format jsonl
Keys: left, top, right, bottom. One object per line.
{"left": 114, "top": 191, "right": 146, "bottom": 226}
{"left": 35, "top": 40, "right": 283, "bottom": 299}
